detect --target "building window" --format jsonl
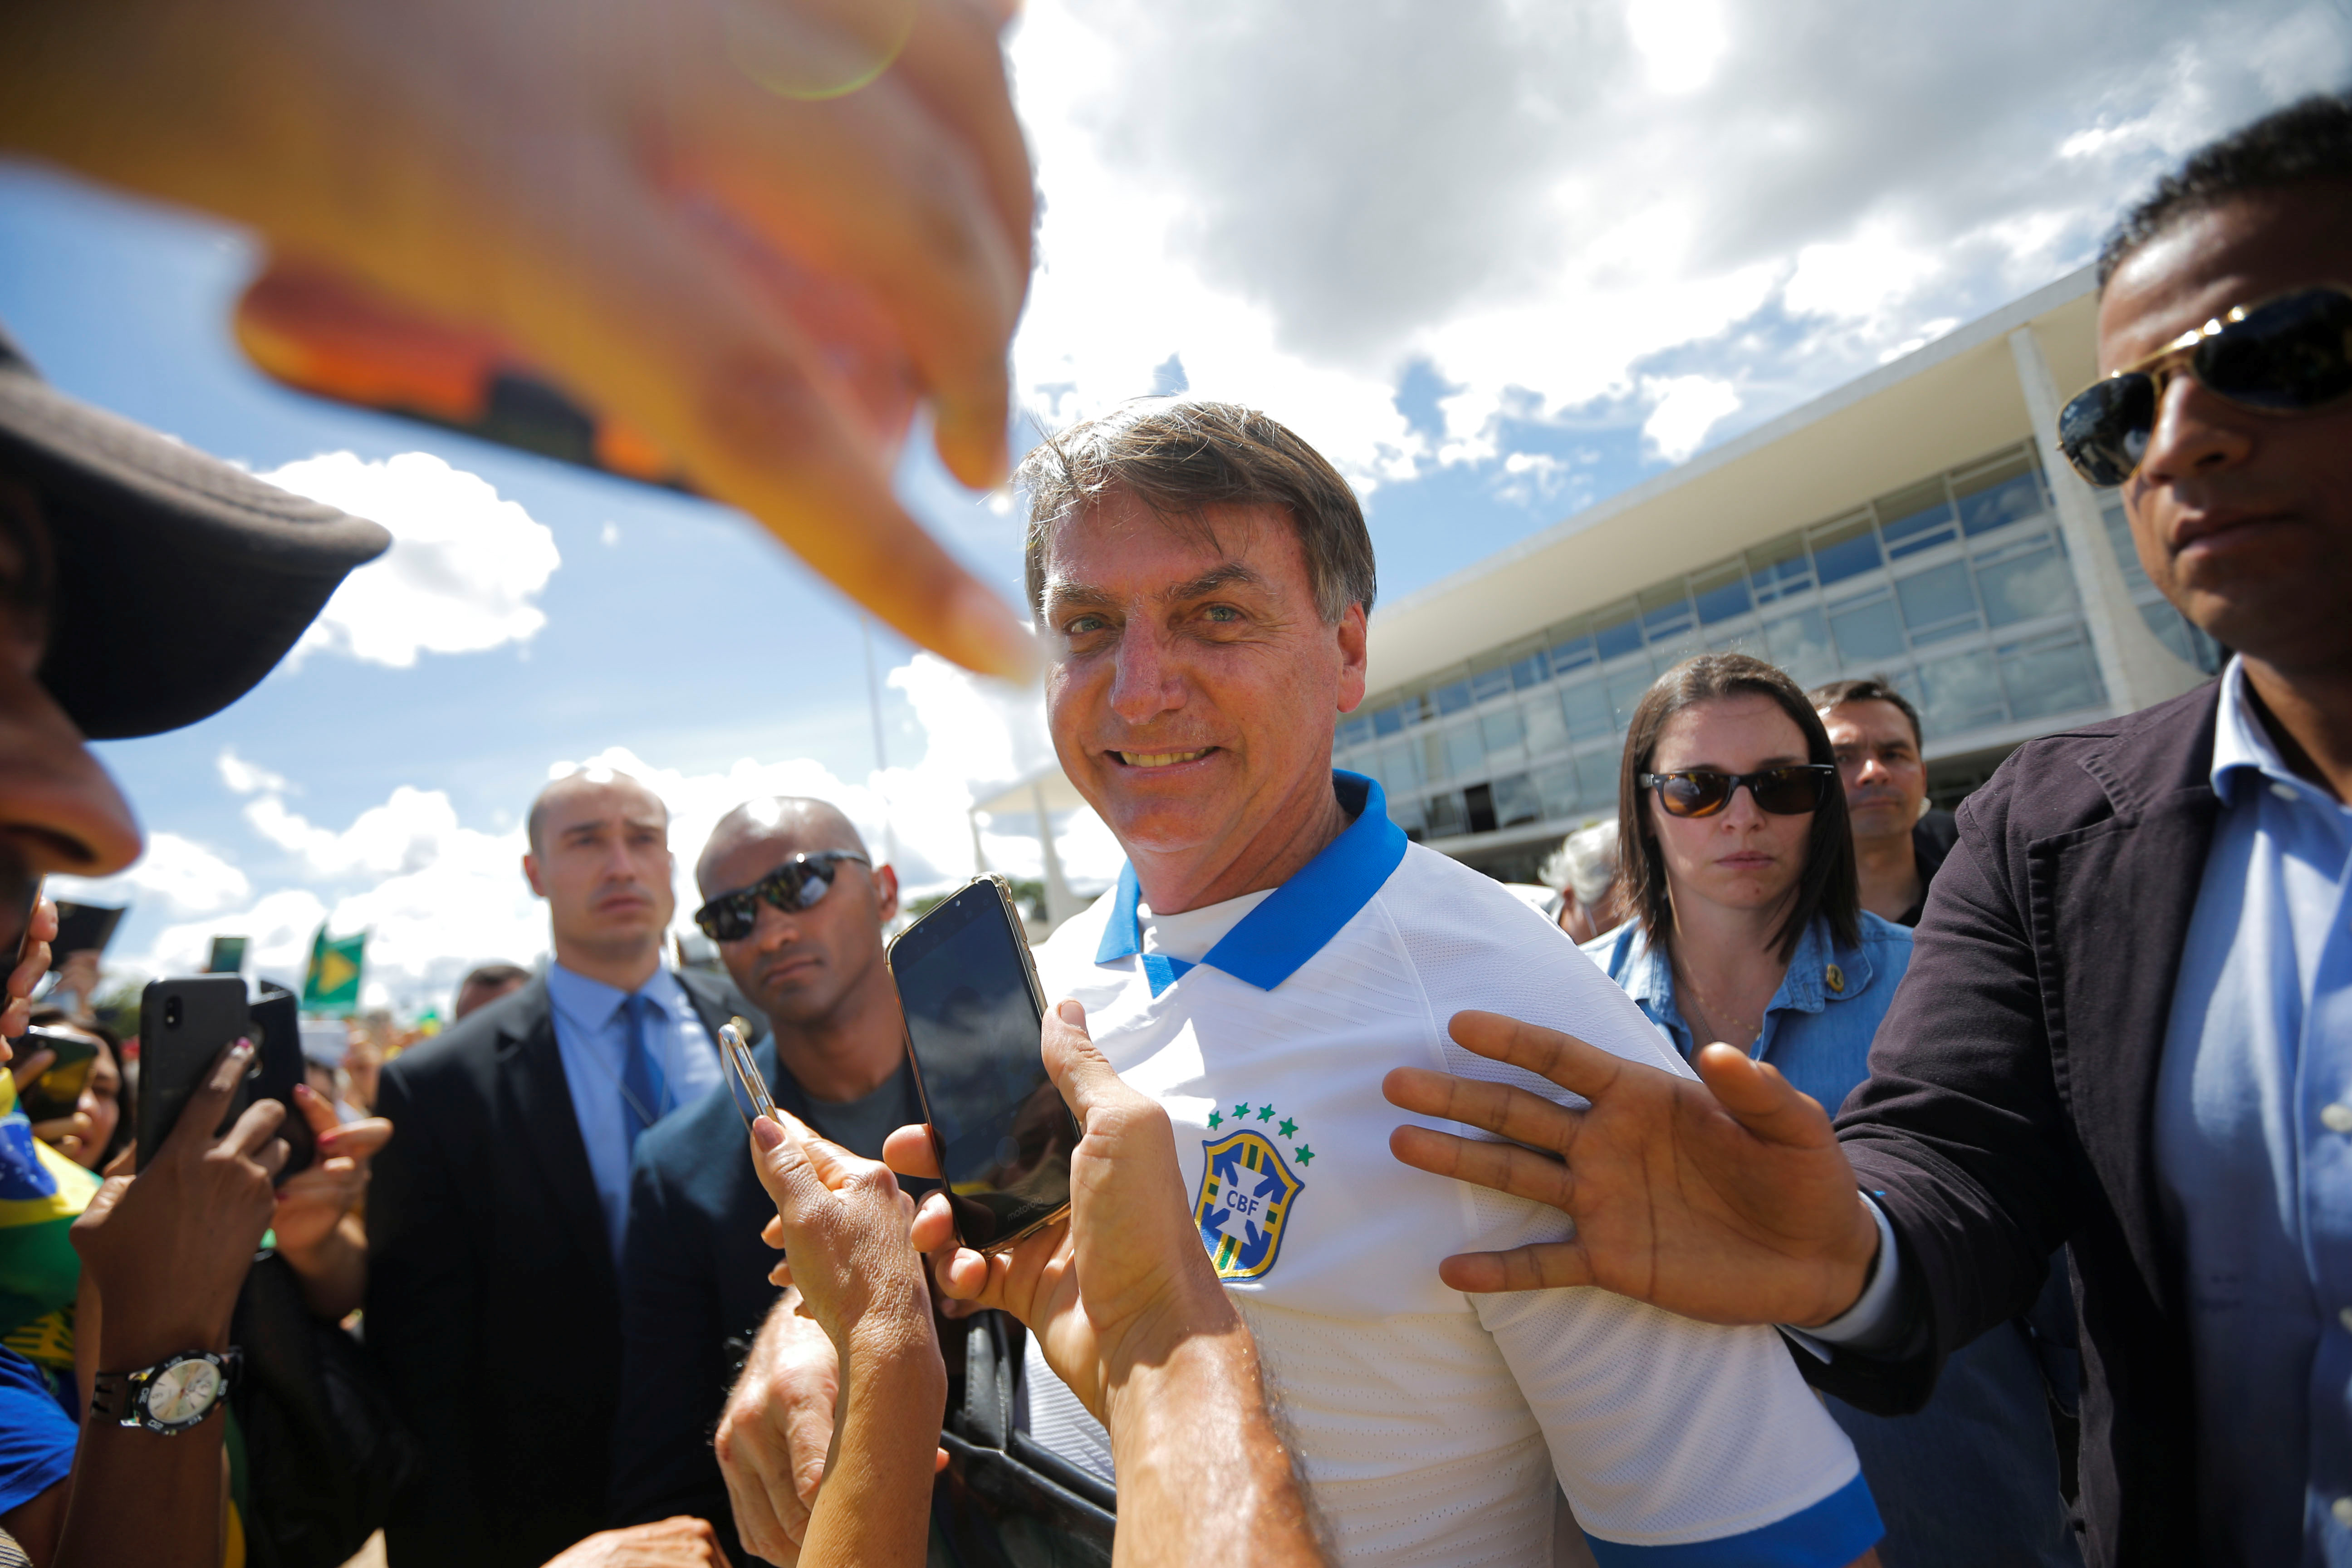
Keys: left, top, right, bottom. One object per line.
{"left": 1808, "top": 514, "right": 1881, "bottom": 587}
{"left": 1893, "top": 561, "right": 1981, "bottom": 644}
{"left": 1594, "top": 603, "right": 1643, "bottom": 661}
{"left": 1999, "top": 631, "right": 2106, "bottom": 721}
{"left": 1561, "top": 678, "right": 1614, "bottom": 743}
{"left": 1828, "top": 592, "right": 1906, "bottom": 664}
{"left": 1953, "top": 450, "right": 2044, "bottom": 537}
{"left": 1691, "top": 561, "right": 1753, "bottom": 625}
{"left": 1916, "top": 647, "right": 2005, "bottom": 735}
{"left": 1764, "top": 608, "right": 1834, "bottom": 687}
{"left": 1492, "top": 771, "right": 1544, "bottom": 828}
{"left": 1480, "top": 706, "right": 1526, "bottom": 754}
{"left": 1974, "top": 536, "right": 2076, "bottom": 627}
{"left": 1425, "top": 791, "right": 1468, "bottom": 838}
{"left": 1876, "top": 478, "right": 1958, "bottom": 560}
{"left": 1749, "top": 532, "right": 1814, "bottom": 604}
{"left": 1606, "top": 665, "right": 1656, "bottom": 731}
{"left": 1470, "top": 666, "right": 1512, "bottom": 704}
{"left": 1435, "top": 679, "right": 1473, "bottom": 716}
{"left": 1510, "top": 650, "right": 1549, "bottom": 689}
{"left": 1444, "top": 724, "right": 1485, "bottom": 780}
{"left": 1523, "top": 691, "right": 1568, "bottom": 758}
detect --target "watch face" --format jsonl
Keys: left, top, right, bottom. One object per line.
{"left": 146, "top": 1359, "right": 222, "bottom": 1426}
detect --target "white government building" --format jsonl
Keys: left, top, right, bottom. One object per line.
{"left": 980, "top": 263, "right": 2219, "bottom": 902}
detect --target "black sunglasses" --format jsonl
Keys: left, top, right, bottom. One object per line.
{"left": 693, "top": 851, "right": 871, "bottom": 941}
{"left": 2058, "top": 284, "right": 2352, "bottom": 487}
{"left": 1639, "top": 764, "right": 1837, "bottom": 819}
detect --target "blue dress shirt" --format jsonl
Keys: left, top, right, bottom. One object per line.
{"left": 545, "top": 963, "right": 724, "bottom": 1263}
{"left": 2156, "top": 658, "right": 2352, "bottom": 1567}
{"left": 1587, "top": 911, "right": 2080, "bottom": 1568}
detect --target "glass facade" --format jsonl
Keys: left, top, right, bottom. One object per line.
{"left": 1335, "top": 443, "right": 2220, "bottom": 846}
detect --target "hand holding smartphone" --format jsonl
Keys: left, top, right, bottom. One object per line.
{"left": 887, "top": 877, "right": 1079, "bottom": 1253}
{"left": 137, "top": 977, "right": 315, "bottom": 1180}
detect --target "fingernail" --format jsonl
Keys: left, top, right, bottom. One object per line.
{"left": 751, "top": 1115, "right": 785, "bottom": 1151}
{"left": 1057, "top": 999, "right": 1083, "bottom": 1023}
{"left": 231, "top": 1037, "right": 255, "bottom": 1059}
{"left": 948, "top": 578, "right": 1039, "bottom": 682}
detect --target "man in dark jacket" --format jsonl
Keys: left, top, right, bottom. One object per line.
{"left": 368, "top": 771, "right": 760, "bottom": 1568}
{"left": 1380, "top": 94, "right": 2352, "bottom": 1568}
{"left": 610, "top": 799, "right": 925, "bottom": 1565}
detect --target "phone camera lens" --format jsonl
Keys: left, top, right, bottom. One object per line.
{"left": 163, "top": 995, "right": 182, "bottom": 1029}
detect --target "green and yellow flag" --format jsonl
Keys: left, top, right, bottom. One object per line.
{"left": 303, "top": 926, "right": 367, "bottom": 1015}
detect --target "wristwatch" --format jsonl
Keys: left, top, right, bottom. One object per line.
{"left": 89, "top": 1349, "right": 240, "bottom": 1435}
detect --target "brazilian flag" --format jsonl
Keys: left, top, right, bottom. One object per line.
{"left": 303, "top": 926, "right": 367, "bottom": 1015}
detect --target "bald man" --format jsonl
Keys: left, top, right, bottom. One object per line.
{"left": 609, "top": 798, "right": 932, "bottom": 1562}
{"left": 368, "top": 770, "right": 767, "bottom": 1568}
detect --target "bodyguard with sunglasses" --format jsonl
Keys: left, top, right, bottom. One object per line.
{"left": 1583, "top": 655, "right": 2078, "bottom": 1568}
{"left": 611, "top": 799, "right": 929, "bottom": 1566}
{"left": 1383, "top": 93, "right": 2352, "bottom": 1568}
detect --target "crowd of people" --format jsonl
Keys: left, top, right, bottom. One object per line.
{"left": 0, "top": 0, "right": 2344, "bottom": 1560}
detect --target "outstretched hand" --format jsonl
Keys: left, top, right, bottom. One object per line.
{"left": 886, "top": 999, "right": 1240, "bottom": 1421}
{"left": 1383, "top": 1010, "right": 1880, "bottom": 1328}
{"left": 6, "top": 0, "right": 1038, "bottom": 677}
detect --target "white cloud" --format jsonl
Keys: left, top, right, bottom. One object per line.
{"left": 1003, "top": 0, "right": 2351, "bottom": 479}
{"left": 264, "top": 452, "right": 561, "bottom": 668}
{"left": 217, "top": 747, "right": 288, "bottom": 797}
{"left": 46, "top": 832, "right": 252, "bottom": 919}
{"left": 1640, "top": 375, "right": 1742, "bottom": 464}
{"left": 92, "top": 656, "right": 1117, "bottom": 1013}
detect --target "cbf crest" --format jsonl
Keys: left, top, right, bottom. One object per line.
{"left": 1193, "top": 1098, "right": 1313, "bottom": 1281}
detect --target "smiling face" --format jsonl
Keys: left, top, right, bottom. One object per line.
{"left": 523, "top": 773, "right": 676, "bottom": 965}
{"left": 2099, "top": 191, "right": 2352, "bottom": 675}
{"left": 1039, "top": 490, "right": 1368, "bottom": 909}
{"left": 1644, "top": 694, "right": 1815, "bottom": 921}
{"left": 698, "top": 804, "right": 896, "bottom": 1028}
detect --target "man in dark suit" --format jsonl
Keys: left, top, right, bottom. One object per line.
{"left": 611, "top": 798, "right": 926, "bottom": 1565}
{"left": 1811, "top": 676, "right": 1959, "bottom": 928}
{"left": 368, "top": 769, "right": 760, "bottom": 1568}
{"left": 1379, "top": 96, "right": 2352, "bottom": 1568}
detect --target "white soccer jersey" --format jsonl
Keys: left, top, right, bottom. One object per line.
{"left": 1019, "top": 772, "right": 1880, "bottom": 1567}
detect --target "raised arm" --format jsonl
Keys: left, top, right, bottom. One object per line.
{"left": 896, "top": 1001, "right": 1326, "bottom": 1568}
{"left": 747, "top": 1114, "right": 945, "bottom": 1568}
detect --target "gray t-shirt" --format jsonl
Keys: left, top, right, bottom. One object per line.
{"left": 800, "top": 1057, "right": 921, "bottom": 1161}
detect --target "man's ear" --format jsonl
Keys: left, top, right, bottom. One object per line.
{"left": 872, "top": 863, "right": 900, "bottom": 924}
{"left": 1334, "top": 602, "right": 1369, "bottom": 713}
{"left": 522, "top": 853, "right": 546, "bottom": 899}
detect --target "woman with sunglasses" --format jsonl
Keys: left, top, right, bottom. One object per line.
{"left": 1583, "top": 653, "right": 2078, "bottom": 1568}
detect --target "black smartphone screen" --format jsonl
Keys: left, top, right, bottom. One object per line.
{"left": 137, "top": 976, "right": 255, "bottom": 1171}
{"left": 16, "top": 1026, "right": 100, "bottom": 1124}
{"left": 249, "top": 982, "right": 315, "bottom": 1181}
{"left": 889, "top": 881, "right": 1078, "bottom": 1250}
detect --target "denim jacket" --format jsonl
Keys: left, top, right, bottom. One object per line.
{"left": 1582, "top": 911, "right": 1914, "bottom": 1115}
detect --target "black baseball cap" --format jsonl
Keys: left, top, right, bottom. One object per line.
{"left": 0, "top": 322, "right": 390, "bottom": 740}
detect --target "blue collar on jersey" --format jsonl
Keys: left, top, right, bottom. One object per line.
{"left": 1096, "top": 770, "right": 1409, "bottom": 997}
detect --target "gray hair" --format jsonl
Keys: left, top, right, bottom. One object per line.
{"left": 1538, "top": 823, "right": 1618, "bottom": 908}
{"left": 1018, "top": 400, "right": 1376, "bottom": 626}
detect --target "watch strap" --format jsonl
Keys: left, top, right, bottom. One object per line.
{"left": 91, "top": 1348, "right": 240, "bottom": 1431}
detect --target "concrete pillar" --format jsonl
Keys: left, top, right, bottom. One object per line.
{"left": 2007, "top": 325, "right": 2205, "bottom": 715}
{"left": 1032, "top": 781, "right": 1084, "bottom": 930}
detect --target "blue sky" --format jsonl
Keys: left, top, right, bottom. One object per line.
{"left": 5, "top": 0, "right": 2342, "bottom": 1011}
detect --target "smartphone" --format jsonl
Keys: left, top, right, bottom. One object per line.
{"left": 136, "top": 977, "right": 264, "bottom": 1172}
{"left": 16, "top": 1026, "right": 101, "bottom": 1124}
{"left": 248, "top": 981, "right": 316, "bottom": 1181}
{"left": 50, "top": 902, "right": 125, "bottom": 966}
{"left": 886, "top": 877, "right": 1078, "bottom": 1253}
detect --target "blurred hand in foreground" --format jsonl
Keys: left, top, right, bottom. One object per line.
{"left": 271, "top": 1082, "right": 392, "bottom": 1319}
{"left": 1382, "top": 1009, "right": 1881, "bottom": 1329}
{"left": 0, "top": 895, "right": 55, "bottom": 1045}
{"left": 890, "top": 1000, "right": 1327, "bottom": 1568}
{"left": 891, "top": 1000, "right": 1238, "bottom": 1421}
{"left": 540, "top": 1517, "right": 724, "bottom": 1568}
{"left": 749, "top": 1107, "right": 944, "bottom": 1568}
{"left": 71, "top": 1038, "right": 286, "bottom": 1367}
{"left": 1, "top": 0, "right": 1038, "bottom": 677}
{"left": 712, "top": 1293, "right": 841, "bottom": 1566}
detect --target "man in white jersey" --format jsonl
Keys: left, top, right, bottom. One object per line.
{"left": 911, "top": 400, "right": 1885, "bottom": 1567}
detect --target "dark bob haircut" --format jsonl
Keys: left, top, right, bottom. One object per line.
{"left": 1616, "top": 653, "right": 1859, "bottom": 965}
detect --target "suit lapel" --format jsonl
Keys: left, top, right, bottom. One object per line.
{"left": 497, "top": 984, "right": 616, "bottom": 1291}
{"left": 2029, "top": 687, "right": 2221, "bottom": 1320}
